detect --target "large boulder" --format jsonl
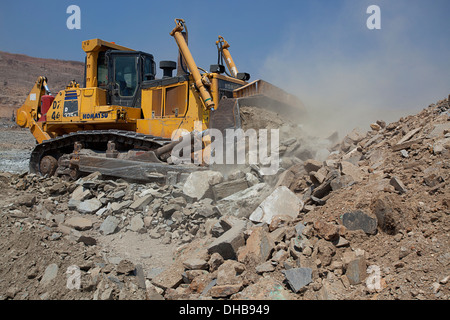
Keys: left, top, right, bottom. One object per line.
{"left": 182, "top": 171, "right": 222, "bottom": 200}
{"left": 249, "top": 186, "right": 303, "bottom": 225}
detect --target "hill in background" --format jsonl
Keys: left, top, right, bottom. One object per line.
{"left": 0, "top": 51, "right": 84, "bottom": 118}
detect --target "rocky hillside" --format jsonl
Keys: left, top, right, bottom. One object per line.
{"left": 0, "top": 51, "right": 84, "bottom": 118}
{"left": 0, "top": 96, "right": 448, "bottom": 301}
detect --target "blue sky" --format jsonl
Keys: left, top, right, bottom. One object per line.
{"left": 1, "top": 0, "right": 449, "bottom": 135}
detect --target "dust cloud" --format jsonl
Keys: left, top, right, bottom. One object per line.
{"left": 258, "top": 1, "right": 450, "bottom": 140}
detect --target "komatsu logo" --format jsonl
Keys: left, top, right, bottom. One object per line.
{"left": 82, "top": 112, "right": 108, "bottom": 120}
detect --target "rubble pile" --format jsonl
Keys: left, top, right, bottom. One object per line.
{"left": 0, "top": 96, "right": 448, "bottom": 300}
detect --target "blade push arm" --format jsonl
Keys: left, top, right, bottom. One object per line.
{"left": 216, "top": 36, "right": 250, "bottom": 81}
{"left": 16, "top": 76, "right": 52, "bottom": 143}
{"left": 170, "top": 19, "right": 215, "bottom": 110}
{"left": 216, "top": 36, "right": 239, "bottom": 78}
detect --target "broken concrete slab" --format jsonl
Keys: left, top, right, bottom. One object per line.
{"left": 397, "top": 127, "right": 421, "bottom": 145}
{"left": 77, "top": 198, "right": 103, "bottom": 214}
{"left": 304, "top": 159, "right": 322, "bottom": 174}
{"left": 249, "top": 186, "right": 303, "bottom": 225}
{"left": 207, "top": 219, "right": 247, "bottom": 260}
{"left": 182, "top": 171, "right": 217, "bottom": 200}
{"left": 64, "top": 217, "right": 93, "bottom": 231}
{"left": 339, "top": 161, "right": 364, "bottom": 182}
{"left": 71, "top": 185, "right": 92, "bottom": 201}
{"left": 211, "top": 178, "right": 249, "bottom": 201}
{"left": 129, "top": 194, "right": 153, "bottom": 211}
{"left": 152, "top": 261, "right": 184, "bottom": 290}
{"left": 392, "top": 138, "right": 423, "bottom": 152}
{"left": 182, "top": 258, "right": 208, "bottom": 270}
{"left": 215, "top": 183, "right": 271, "bottom": 218}
{"left": 330, "top": 174, "right": 354, "bottom": 191}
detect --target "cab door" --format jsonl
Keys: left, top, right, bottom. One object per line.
{"left": 108, "top": 52, "right": 139, "bottom": 108}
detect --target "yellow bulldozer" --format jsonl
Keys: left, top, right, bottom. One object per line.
{"left": 16, "top": 19, "right": 303, "bottom": 183}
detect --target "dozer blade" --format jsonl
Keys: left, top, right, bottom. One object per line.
{"left": 233, "top": 79, "right": 305, "bottom": 117}
{"left": 210, "top": 79, "right": 305, "bottom": 132}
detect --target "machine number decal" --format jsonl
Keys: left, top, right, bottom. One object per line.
{"left": 63, "top": 100, "right": 79, "bottom": 117}
{"left": 50, "top": 111, "right": 61, "bottom": 121}
{"left": 52, "top": 100, "right": 61, "bottom": 110}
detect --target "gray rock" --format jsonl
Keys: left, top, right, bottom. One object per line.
{"left": 147, "top": 268, "right": 164, "bottom": 280}
{"left": 40, "top": 264, "right": 59, "bottom": 286}
{"left": 245, "top": 172, "right": 260, "bottom": 186}
{"left": 77, "top": 235, "right": 97, "bottom": 246}
{"left": 400, "top": 149, "right": 409, "bottom": 158}
{"left": 390, "top": 176, "right": 407, "bottom": 193}
{"left": 113, "top": 190, "right": 126, "bottom": 200}
{"left": 71, "top": 186, "right": 91, "bottom": 201}
{"left": 342, "top": 210, "right": 377, "bottom": 235}
{"left": 68, "top": 198, "right": 81, "bottom": 210}
{"left": 100, "top": 216, "right": 119, "bottom": 235}
{"left": 282, "top": 267, "right": 312, "bottom": 292}
{"left": 77, "top": 198, "right": 103, "bottom": 214}
{"left": 345, "top": 257, "right": 367, "bottom": 285}
{"left": 129, "top": 215, "right": 145, "bottom": 232}
{"left": 100, "top": 288, "right": 114, "bottom": 300}
{"left": 110, "top": 200, "right": 132, "bottom": 213}
{"left": 135, "top": 264, "right": 146, "bottom": 289}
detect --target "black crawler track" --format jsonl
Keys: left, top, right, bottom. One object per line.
{"left": 29, "top": 129, "right": 171, "bottom": 174}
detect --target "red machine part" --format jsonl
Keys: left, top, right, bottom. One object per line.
{"left": 38, "top": 95, "right": 55, "bottom": 122}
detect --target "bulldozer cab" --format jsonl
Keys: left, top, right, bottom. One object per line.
{"left": 98, "top": 50, "right": 156, "bottom": 108}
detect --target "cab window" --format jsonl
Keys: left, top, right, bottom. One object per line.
{"left": 114, "top": 56, "right": 138, "bottom": 97}
{"left": 97, "top": 51, "right": 108, "bottom": 88}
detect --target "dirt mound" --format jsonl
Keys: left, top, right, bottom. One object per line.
{"left": 0, "top": 96, "right": 448, "bottom": 300}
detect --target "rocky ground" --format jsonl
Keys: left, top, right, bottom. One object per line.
{"left": 0, "top": 96, "right": 448, "bottom": 300}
